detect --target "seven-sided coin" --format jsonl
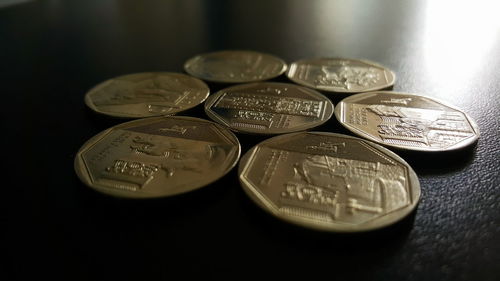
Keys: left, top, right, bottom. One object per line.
{"left": 85, "top": 72, "right": 210, "bottom": 118}
{"left": 75, "top": 116, "right": 241, "bottom": 198}
{"left": 184, "top": 50, "right": 287, "bottom": 83}
{"left": 204, "top": 82, "right": 334, "bottom": 134}
{"left": 239, "top": 132, "right": 420, "bottom": 232}
{"left": 287, "top": 58, "right": 395, "bottom": 93}
{"left": 334, "top": 91, "right": 480, "bottom": 151}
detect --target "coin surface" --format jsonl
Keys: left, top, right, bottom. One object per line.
{"left": 286, "top": 58, "right": 395, "bottom": 93}
{"left": 239, "top": 132, "right": 420, "bottom": 232}
{"left": 184, "top": 50, "right": 287, "bottom": 83}
{"left": 334, "top": 91, "right": 480, "bottom": 151}
{"left": 75, "top": 116, "right": 240, "bottom": 198}
{"left": 204, "top": 82, "right": 334, "bottom": 134}
{"left": 85, "top": 72, "right": 210, "bottom": 118}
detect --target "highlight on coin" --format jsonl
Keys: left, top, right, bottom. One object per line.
{"left": 334, "top": 91, "right": 480, "bottom": 151}
{"left": 84, "top": 72, "right": 210, "bottom": 118}
{"left": 204, "top": 82, "right": 334, "bottom": 135}
{"left": 286, "top": 58, "right": 395, "bottom": 93}
{"left": 238, "top": 132, "right": 421, "bottom": 232}
{"left": 74, "top": 116, "right": 241, "bottom": 198}
{"left": 184, "top": 50, "right": 287, "bottom": 83}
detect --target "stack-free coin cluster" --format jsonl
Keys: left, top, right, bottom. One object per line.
{"left": 76, "top": 50, "right": 479, "bottom": 232}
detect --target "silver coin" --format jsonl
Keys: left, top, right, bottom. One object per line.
{"left": 287, "top": 58, "right": 395, "bottom": 93}
{"left": 74, "top": 116, "right": 241, "bottom": 198}
{"left": 184, "top": 50, "right": 287, "bottom": 83}
{"left": 85, "top": 72, "right": 210, "bottom": 118}
{"left": 239, "top": 132, "right": 421, "bottom": 232}
{"left": 334, "top": 91, "right": 480, "bottom": 151}
{"left": 204, "top": 82, "right": 334, "bottom": 135}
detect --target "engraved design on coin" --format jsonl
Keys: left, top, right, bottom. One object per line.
{"left": 184, "top": 50, "right": 287, "bottom": 83}
{"left": 95, "top": 135, "right": 208, "bottom": 191}
{"left": 205, "top": 82, "right": 334, "bottom": 134}
{"left": 85, "top": 72, "right": 210, "bottom": 118}
{"left": 75, "top": 116, "right": 240, "bottom": 198}
{"left": 239, "top": 132, "right": 420, "bottom": 232}
{"left": 314, "top": 63, "right": 380, "bottom": 89}
{"left": 335, "top": 92, "right": 480, "bottom": 151}
{"left": 287, "top": 58, "right": 395, "bottom": 93}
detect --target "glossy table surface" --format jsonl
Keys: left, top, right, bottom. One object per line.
{"left": 3, "top": 1, "right": 499, "bottom": 280}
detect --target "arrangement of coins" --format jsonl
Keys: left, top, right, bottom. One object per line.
{"left": 76, "top": 50, "right": 480, "bottom": 232}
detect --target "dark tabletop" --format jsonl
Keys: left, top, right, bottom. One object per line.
{"left": 2, "top": 0, "right": 499, "bottom": 280}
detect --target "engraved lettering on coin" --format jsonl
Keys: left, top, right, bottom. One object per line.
{"left": 184, "top": 50, "right": 287, "bottom": 83}
{"left": 335, "top": 92, "right": 480, "bottom": 151}
{"left": 238, "top": 132, "right": 420, "bottom": 232}
{"left": 260, "top": 150, "right": 288, "bottom": 186}
{"left": 74, "top": 116, "right": 240, "bottom": 198}
{"left": 204, "top": 82, "right": 334, "bottom": 134}
{"left": 85, "top": 72, "right": 210, "bottom": 118}
{"left": 306, "top": 142, "right": 345, "bottom": 152}
{"left": 158, "top": 125, "right": 197, "bottom": 134}
{"left": 287, "top": 58, "right": 395, "bottom": 93}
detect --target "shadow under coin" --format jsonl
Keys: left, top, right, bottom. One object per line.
{"left": 236, "top": 185, "right": 414, "bottom": 254}
{"left": 203, "top": 81, "right": 236, "bottom": 94}
{"left": 84, "top": 106, "right": 131, "bottom": 132}
{"left": 395, "top": 142, "right": 477, "bottom": 176}
{"left": 73, "top": 168, "right": 234, "bottom": 224}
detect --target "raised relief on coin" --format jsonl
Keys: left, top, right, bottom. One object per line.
{"left": 286, "top": 58, "right": 395, "bottom": 93}
{"left": 74, "top": 116, "right": 240, "bottom": 198}
{"left": 184, "top": 50, "right": 287, "bottom": 83}
{"left": 85, "top": 72, "right": 210, "bottom": 118}
{"left": 335, "top": 92, "right": 480, "bottom": 151}
{"left": 239, "top": 132, "right": 420, "bottom": 232}
{"left": 204, "top": 82, "right": 334, "bottom": 134}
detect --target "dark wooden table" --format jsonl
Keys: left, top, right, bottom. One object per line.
{"left": 3, "top": 1, "right": 499, "bottom": 280}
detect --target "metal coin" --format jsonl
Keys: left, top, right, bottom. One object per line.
{"left": 334, "top": 91, "right": 480, "bottom": 151}
{"left": 239, "top": 132, "right": 420, "bottom": 232}
{"left": 204, "top": 82, "right": 334, "bottom": 135}
{"left": 184, "top": 50, "right": 287, "bottom": 83}
{"left": 74, "top": 116, "right": 241, "bottom": 198}
{"left": 286, "top": 58, "right": 395, "bottom": 93}
{"left": 85, "top": 72, "right": 210, "bottom": 118}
